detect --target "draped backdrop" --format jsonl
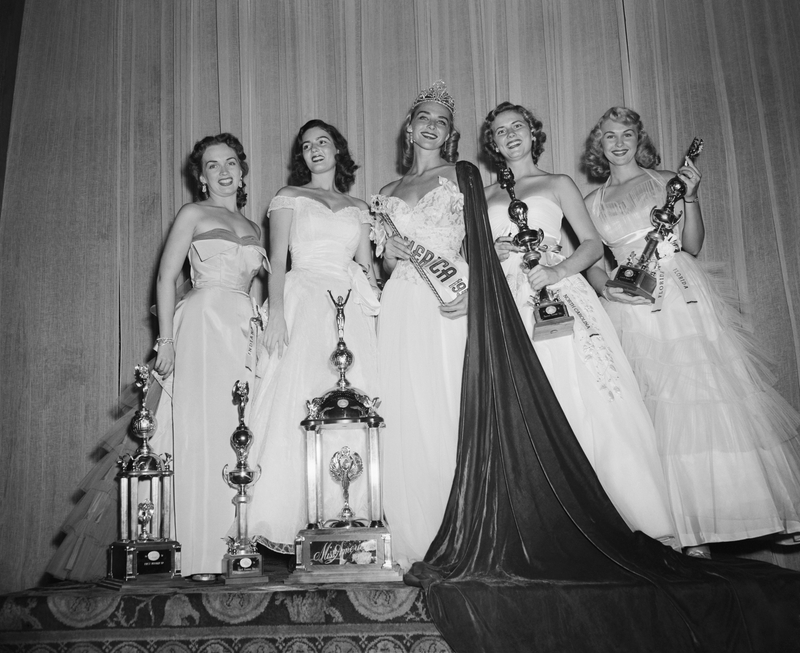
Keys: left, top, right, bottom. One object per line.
{"left": 0, "top": 0, "right": 798, "bottom": 595}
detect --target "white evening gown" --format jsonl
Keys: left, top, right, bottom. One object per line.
{"left": 150, "top": 229, "right": 267, "bottom": 575}
{"left": 589, "top": 169, "right": 800, "bottom": 546}
{"left": 487, "top": 195, "right": 677, "bottom": 545}
{"left": 247, "top": 196, "right": 379, "bottom": 552}
{"left": 374, "top": 176, "right": 469, "bottom": 570}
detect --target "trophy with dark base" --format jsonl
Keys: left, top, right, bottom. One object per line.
{"left": 221, "top": 381, "right": 265, "bottom": 583}
{"left": 498, "top": 164, "right": 574, "bottom": 341}
{"left": 104, "top": 365, "right": 181, "bottom": 589}
{"left": 288, "top": 291, "right": 402, "bottom": 584}
{"left": 606, "top": 137, "right": 704, "bottom": 302}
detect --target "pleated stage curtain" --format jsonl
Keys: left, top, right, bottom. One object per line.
{"left": 1, "top": 0, "right": 799, "bottom": 596}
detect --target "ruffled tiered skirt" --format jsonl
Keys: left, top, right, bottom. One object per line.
{"left": 604, "top": 252, "right": 800, "bottom": 546}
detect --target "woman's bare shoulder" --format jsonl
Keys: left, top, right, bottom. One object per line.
{"left": 379, "top": 178, "right": 402, "bottom": 196}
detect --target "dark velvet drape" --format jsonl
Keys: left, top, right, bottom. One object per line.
{"left": 409, "top": 161, "right": 800, "bottom": 652}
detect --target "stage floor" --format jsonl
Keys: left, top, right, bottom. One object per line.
{"left": 0, "top": 565, "right": 451, "bottom": 653}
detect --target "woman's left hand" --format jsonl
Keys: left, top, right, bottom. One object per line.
{"left": 440, "top": 291, "right": 468, "bottom": 319}
{"left": 526, "top": 264, "right": 564, "bottom": 292}
{"left": 678, "top": 158, "right": 702, "bottom": 199}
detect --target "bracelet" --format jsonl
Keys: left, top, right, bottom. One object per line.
{"left": 684, "top": 196, "right": 699, "bottom": 204}
{"left": 156, "top": 337, "right": 174, "bottom": 345}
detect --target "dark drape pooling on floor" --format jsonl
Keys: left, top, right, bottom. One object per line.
{"left": 408, "top": 161, "right": 800, "bottom": 653}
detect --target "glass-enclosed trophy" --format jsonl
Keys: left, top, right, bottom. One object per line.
{"left": 221, "top": 381, "right": 265, "bottom": 583}
{"left": 498, "top": 164, "right": 574, "bottom": 341}
{"left": 288, "top": 291, "right": 402, "bottom": 584}
{"left": 606, "top": 137, "right": 704, "bottom": 302}
{"left": 105, "top": 365, "right": 181, "bottom": 588}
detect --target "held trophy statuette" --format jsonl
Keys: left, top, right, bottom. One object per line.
{"left": 104, "top": 365, "right": 181, "bottom": 588}
{"left": 606, "top": 137, "right": 704, "bottom": 302}
{"left": 221, "top": 380, "right": 265, "bottom": 583}
{"left": 498, "top": 164, "right": 574, "bottom": 341}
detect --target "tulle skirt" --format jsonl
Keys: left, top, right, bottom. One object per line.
{"left": 604, "top": 252, "right": 800, "bottom": 546}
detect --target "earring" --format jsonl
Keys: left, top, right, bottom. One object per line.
{"left": 406, "top": 130, "right": 414, "bottom": 145}
{"left": 238, "top": 179, "right": 243, "bottom": 188}
{"left": 201, "top": 183, "right": 207, "bottom": 194}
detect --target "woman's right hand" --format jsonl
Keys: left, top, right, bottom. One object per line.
{"left": 154, "top": 342, "right": 175, "bottom": 378}
{"left": 493, "top": 236, "right": 520, "bottom": 262}
{"left": 265, "top": 313, "right": 290, "bottom": 357}
{"left": 384, "top": 234, "right": 412, "bottom": 262}
{"left": 602, "top": 285, "right": 652, "bottom": 306}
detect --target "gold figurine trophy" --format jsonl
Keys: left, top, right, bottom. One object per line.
{"left": 606, "top": 137, "right": 704, "bottom": 301}
{"left": 105, "top": 365, "right": 181, "bottom": 588}
{"left": 498, "top": 163, "right": 574, "bottom": 340}
{"left": 221, "top": 381, "right": 265, "bottom": 583}
{"left": 288, "top": 291, "right": 402, "bottom": 583}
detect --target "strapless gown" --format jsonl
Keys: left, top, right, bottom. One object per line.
{"left": 247, "top": 196, "right": 379, "bottom": 552}
{"left": 487, "top": 194, "right": 676, "bottom": 543}
{"left": 146, "top": 229, "right": 267, "bottom": 575}
{"left": 589, "top": 169, "right": 800, "bottom": 546}
{"left": 374, "top": 177, "right": 469, "bottom": 570}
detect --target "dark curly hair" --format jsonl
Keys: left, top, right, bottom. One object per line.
{"left": 401, "top": 104, "right": 460, "bottom": 169}
{"left": 582, "top": 107, "right": 661, "bottom": 180}
{"left": 482, "top": 102, "right": 546, "bottom": 167}
{"left": 188, "top": 133, "right": 248, "bottom": 209}
{"left": 288, "top": 120, "right": 358, "bottom": 193}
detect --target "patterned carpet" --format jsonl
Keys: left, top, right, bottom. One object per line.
{"left": 0, "top": 577, "right": 451, "bottom": 652}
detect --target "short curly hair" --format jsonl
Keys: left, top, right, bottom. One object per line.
{"left": 288, "top": 120, "right": 358, "bottom": 193}
{"left": 188, "top": 133, "right": 249, "bottom": 209}
{"left": 482, "top": 102, "right": 546, "bottom": 167}
{"left": 401, "top": 104, "right": 460, "bottom": 170}
{"left": 582, "top": 107, "right": 661, "bottom": 180}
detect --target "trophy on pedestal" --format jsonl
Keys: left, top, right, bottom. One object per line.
{"left": 221, "top": 380, "right": 265, "bottom": 583}
{"left": 498, "top": 164, "right": 574, "bottom": 340}
{"left": 288, "top": 291, "right": 402, "bottom": 584}
{"left": 606, "top": 137, "right": 704, "bottom": 302}
{"left": 104, "top": 365, "right": 181, "bottom": 588}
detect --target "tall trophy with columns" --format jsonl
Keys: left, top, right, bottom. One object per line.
{"left": 221, "top": 380, "right": 265, "bottom": 583}
{"left": 498, "top": 163, "right": 574, "bottom": 341}
{"left": 606, "top": 137, "right": 704, "bottom": 302}
{"left": 105, "top": 365, "right": 181, "bottom": 588}
{"left": 288, "top": 291, "right": 402, "bottom": 583}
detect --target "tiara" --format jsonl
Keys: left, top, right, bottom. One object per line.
{"left": 411, "top": 80, "right": 455, "bottom": 115}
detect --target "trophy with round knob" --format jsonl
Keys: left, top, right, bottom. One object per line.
{"left": 288, "top": 291, "right": 402, "bottom": 583}
{"left": 221, "top": 380, "right": 265, "bottom": 583}
{"left": 105, "top": 365, "right": 181, "bottom": 588}
{"left": 606, "top": 137, "right": 704, "bottom": 302}
{"left": 498, "top": 164, "right": 574, "bottom": 341}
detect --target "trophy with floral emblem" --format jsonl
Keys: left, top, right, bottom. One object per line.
{"left": 288, "top": 292, "right": 402, "bottom": 583}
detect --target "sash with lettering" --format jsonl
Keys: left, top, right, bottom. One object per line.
{"left": 370, "top": 196, "right": 468, "bottom": 305}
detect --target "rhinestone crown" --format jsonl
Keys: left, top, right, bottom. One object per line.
{"left": 411, "top": 80, "right": 455, "bottom": 115}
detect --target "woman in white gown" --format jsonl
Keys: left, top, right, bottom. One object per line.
{"left": 247, "top": 120, "right": 380, "bottom": 553}
{"left": 583, "top": 106, "right": 800, "bottom": 556}
{"left": 372, "top": 81, "right": 470, "bottom": 571}
{"left": 152, "top": 133, "right": 268, "bottom": 579}
{"left": 482, "top": 102, "right": 676, "bottom": 545}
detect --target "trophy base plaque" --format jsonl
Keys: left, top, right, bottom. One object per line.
{"left": 286, "top": 526, "right": 403, "bottom": 584}
{"left": 606, "top": 266, "right": 656, "bottom": 302}
{"left": 222, "top": 552, "right": 267, "bottom": 584}
{"left": 532, "top": 302, "right": 575, "bottom": 341}
{"left": 102, "top": 540, "right": 181, "bottom": 589}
